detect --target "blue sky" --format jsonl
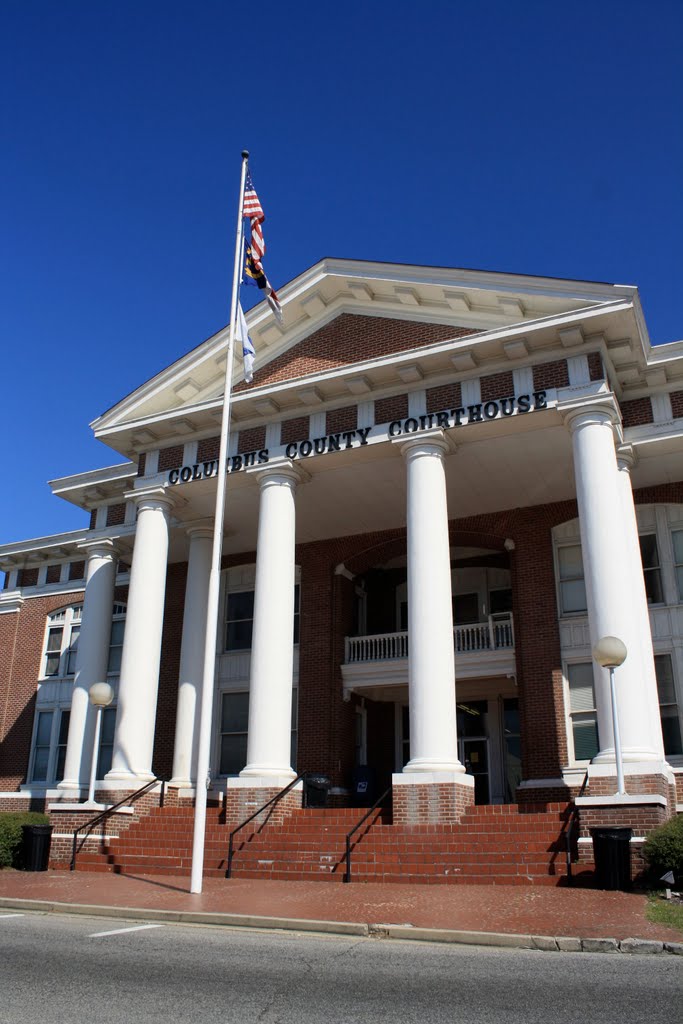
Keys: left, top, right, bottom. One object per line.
{"left": 1, "top": 0, "right": 682, "bottom": 543}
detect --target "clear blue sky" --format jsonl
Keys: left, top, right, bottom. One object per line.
{"left": 1, "top": 0, "right": 681, "bottom": 544}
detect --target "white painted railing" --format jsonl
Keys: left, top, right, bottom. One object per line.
{"left": 344, "top": 614, "right": 514, "bottom": 664}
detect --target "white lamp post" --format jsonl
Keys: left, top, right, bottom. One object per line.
{"left": 592, "top": 636, "right": 627, "bottom": 796}
{"left": 87, "top": 682, "right": 114, "bottom": 805}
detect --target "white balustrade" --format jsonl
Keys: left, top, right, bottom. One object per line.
{"left": 345, "top": 614, "right": 514, "bottom": 664}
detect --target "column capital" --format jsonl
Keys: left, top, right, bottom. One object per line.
{"left": 124, "top": 485, "right": 177, "bottom": 514}
{"left": 392, "top": 427, "right": 455, "bottom": 459}
{"left": 76, "top": 537, "right": 120, "bottom": 562}
{"left": 247, "top": 458, "right": 308, "bottom": 489}
{"left": 616, "top": 444, "right": 638, "bottom": 473}
{"left": 185, "top": 522, "right": 214, "bottom": 542}
{"left": 557, "top": 393, "right": 623, "bottom": 441}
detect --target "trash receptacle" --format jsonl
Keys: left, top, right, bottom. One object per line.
{"left": 304, "top": 774, "right": 331, "bottom": 808}
{"left": 590, "top": 826, "right": 632, "bottom": 891}
{"left": 21, "top": 824, "right": 53, "bottom": 872}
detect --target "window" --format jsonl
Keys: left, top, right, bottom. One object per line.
{"left": 219, "top": 690, "right": 298, "bottom": 775}
{"left": 453, "top": 593, "right": 480, "bottom": 625}
{"left": 558, "top": 546, "right": 587, "bottom": 614}
{"left": 29, "top": 709, "right": 70, "bottom": 784}
{"left": 567, "top": 663, "right": 599, "bottom": 761}
{"left": 673, "top": 530, "right": 683, "bottom": 602}
{"left": 639, "top": 534, "right": 664, "bottom": 604}
{"left": 43, "top": 607, "right": 82, "bottom": 678}
{"left": 655, "top": 654, "right": 682, "bottom": 757}
{"left": 42, "top": 603, "right": 126, "bottom": 679}
{"left": 107, "top": 604, "right": 127, "bottom": 673}
{"left": 489, "top": 588, "right": 513, "bottom": 615}
{"left": 96, "top": 707, "right": 117, "bottom": 778}
{"left": 224, "top": 586, "right": 301, "bottom": 652}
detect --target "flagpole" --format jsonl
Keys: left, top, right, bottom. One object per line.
{"left": 190, "top": 149, "right": 249, "bottom": 894}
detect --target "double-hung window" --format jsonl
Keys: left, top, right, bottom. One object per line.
{"left": 219, "top": 690, "right": 298, "bottom": 775}
{"left": 30, "top": 709, "right": 70, "bottom": 784}
{"left": 557, "top": 546, "right": 587, "bottom": 614}
{"left": 673, "top": 530, "right": 683, "bottom": 602}
{"left": 655, "top": 654, "right": 682, "bottom": 757}
{"left": 224, "top": 585, "right": 300, "bottom": 651}
{"left": 567, "top": 662, "right": 599, "bottom": 762}
{"left": 43, "top": 607, "right": 82, "bottom": 678}
{"left": 639, "top": 534, "right": 664, "bottom": 604}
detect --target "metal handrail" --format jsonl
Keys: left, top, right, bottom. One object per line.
{"left": 343, "top": 786, "right": 392, "bottom": 883}
{"left": 226, "top": 771, "right": 310, "bottom": 879}
{"left": 70, "top": 778, "right": 164, "bottom": 871}
{"left": 564, "top": 771, "right": 589, "bottom": 885}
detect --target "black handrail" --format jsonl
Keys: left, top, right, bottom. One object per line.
{"left": 226, "top": 771, "right": 310, "bottom": 879}
{"left": 70, "top": 778, "right": 164, "bottom": 871}
{"left": 564, "top": 771, "right": 589, "bottom": 885}
{"left": 343, "top": 786, "right": 392, "bottom": 883}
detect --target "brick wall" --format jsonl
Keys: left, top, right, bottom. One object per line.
{"left": 671, "top": 390, "right": 683, "bottom": 418}
{"left": 621, "top": 397, "right": 654, "bottom": 427}
{"left": 158, "top": 445, "right": 184, "bottom": 473}
{"left": 426, "top": 382, "right": 461, "bottom": 414}
{"left": 587, "top": 352, "right": 604, "bottom": 381}
{"left": 68, "top": 561, "right": 85, "bottom": 581}
{"left": 375, "top": 394, "right": 408, "bottom": 423}
{"left": 532, "top": 359, "right": 569, "bottom": 391}
{"left": 17, "top": 568, "right": 39, "bottom": 588}
{"left": 197, "top": 436, "right": 219, "bottom": 462}
{"left": 480, "top": 370, "right": 514, "bottom": 402}
{"left": 280, "top": 416, "right": 310, "bottom": 445}
{"left": 233, "top": 314, "right": 476, "bottom": 393}
{"left": 0, "top": 590, "right": 85, "bottom": 788}
{"left": 326, "top": 405, "right": 358, "bottom": 434}
{"left": 45, "top": 565, "right": 61, "bottom": 585}
{"left": 137, "top": 452, "right": 147, "bottom": 477}
{"left": 238, "top": 425, "right": 266, "bottom": 452}
{"left": 106, "top": 503, "right": 127, "bottom": 527}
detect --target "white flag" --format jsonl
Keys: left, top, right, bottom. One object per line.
{"left": 236, "top": 303, "right": 255, "bottom": 383}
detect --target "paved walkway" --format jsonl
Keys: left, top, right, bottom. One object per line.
{"left": 1, "top": 869, "right": 681, "bottom": 947}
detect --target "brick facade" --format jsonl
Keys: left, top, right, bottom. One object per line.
{"left": 671, "top": 390, "right": 683, "bottom": 419}
{"left": 621, "top": 397, "right": 654, "bottom": 427}
{"left": 233, "top": 314, "right": 476, "bottom": 393}
{"left": 374, "top": 393, "right": 408, "bottom": 423}
{"left": 532, "top": 359, "right": 569, "bottom": 391}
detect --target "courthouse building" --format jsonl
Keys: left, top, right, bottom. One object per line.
{"left": 0, "top": 258, "right": 682, "bottom": 873}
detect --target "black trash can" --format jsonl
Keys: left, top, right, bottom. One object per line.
{"left": 21, "top": 824, "right": 53, "bottom": 872}
{"left": 590, "top": 826, "right": 632, "bottom": 891}
{"left": 304, "top": 774, "right": 331, "bottom": 809}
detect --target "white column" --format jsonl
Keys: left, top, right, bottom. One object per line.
{"left": 106, "top": 489, "right": 173, "bottom": 783}
{"left": 59, "top": 540, "right": 118, "bottom": 793}
{"left": 616, "top": 447, "right": 665, "bottom": 758}
{"left": 396, "top": 431, "right": 464, "bottom": 773}
{"left": 240, "top": 465, "right": 298, "bottom": 780}
{"left": 170, "top": 526, "right": 213, "bottom": 788}
{"left": 563, "top": 402, "right": 661, "bottom": 764}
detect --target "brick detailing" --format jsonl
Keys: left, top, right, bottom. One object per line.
{"left": 280, "top": 416, "right": 310, "bottom": 445}
{"left": 670, "top": 390, "right": 683, "bottom": 418}
{"left": 89, "top": 509, "right": 98, "bottom": 530}
{"left": 532, "top": 360, "right": 569, "bottom": 391}
{"left": 375, "top": 394, "right": 408, "bottom": 423}
{"left": 68, "top": 561, "right": 85, "bottom": 581}
{"left": 137, "top": 452, "right": 147, "bottom": 477}
{"left": 46, "top": 565, "right": 61, "bottom": 585}
{"left": 426, "top": 383, "right": 462, "bottom": 414}
{"left": 392, "top": 780, "right": 475, "bottom": 825}
{"left": 17, "top": 568, "right": 39, "bottom": 588}
{"left": 621, "top": 397, "right": 654, "bottom": 427}
{"left": 480, "top": 371, "right": 514, "bottom": 402}
{"left": 587, "top": 352, "right": 604, "bottom": 381}
{"left": 238, "top": 425, "right": 266, "bottom": 452}
{"left": 326, "top": 405, "right": 358, "bottom": 434}
{"left": 233, "top": 314, "right": 476, "bottom": 393}
{"left": 158, "top": 444, "right": 184, "bottom": 473}
{"left": 197, "top": 436, "right": 220, "bottom": 463}
{"left": 106, "top": 503, "right": 126, "bottom": 528}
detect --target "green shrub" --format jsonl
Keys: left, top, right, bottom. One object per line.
{"left": 0, "top": 812, "right": 50, "bottom": 868}
{"left": 642, "top": 814, "right": 683, "bottom": 884}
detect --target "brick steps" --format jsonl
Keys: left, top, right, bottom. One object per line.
{"left": 68, "top": 800, "right": 574, "bottom": 886}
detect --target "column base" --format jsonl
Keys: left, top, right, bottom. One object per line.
{"left": 403, "top": 757, "right": 466, "bottom": 774}
{"left": 239, "top": 765, "right": 297, "bottom": 781}
{"left": 225, "top": 776, "right": 303, "bottom": 826}
{"left": 103, "top": 770, "right": 156, "bottom": 787}
{"left": 392, "top": 771, "right": 475, "bottom": 825}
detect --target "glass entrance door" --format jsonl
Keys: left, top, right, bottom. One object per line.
{"left": 460, "top": 737, "right": 490, "bottom": 804}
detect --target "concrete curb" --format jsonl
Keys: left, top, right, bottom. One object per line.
{"left": 1, "top": 896, "right": 681, "bottom": 954}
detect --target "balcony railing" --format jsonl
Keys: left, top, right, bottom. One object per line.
{"left": 344, "top": 613, "right": 514, "bottom": 664}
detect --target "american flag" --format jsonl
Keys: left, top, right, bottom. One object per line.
{"left": 243, "top": 171, "right": 264, "bottom": 222}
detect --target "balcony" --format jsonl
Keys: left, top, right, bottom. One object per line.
{"left": 342, "top": 614, "right": 516, "bottom": 695}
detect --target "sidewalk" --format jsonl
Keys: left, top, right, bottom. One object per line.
{"left": 1, "top": 869, "right": 682, "bottom": 951}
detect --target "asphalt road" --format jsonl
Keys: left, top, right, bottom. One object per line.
{"left": 1, "top": 911, "right": 681, "bottom": 1024}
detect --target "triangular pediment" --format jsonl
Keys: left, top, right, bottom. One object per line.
{"left": 91, "top": 257, "right": 644, "bottom": 457}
